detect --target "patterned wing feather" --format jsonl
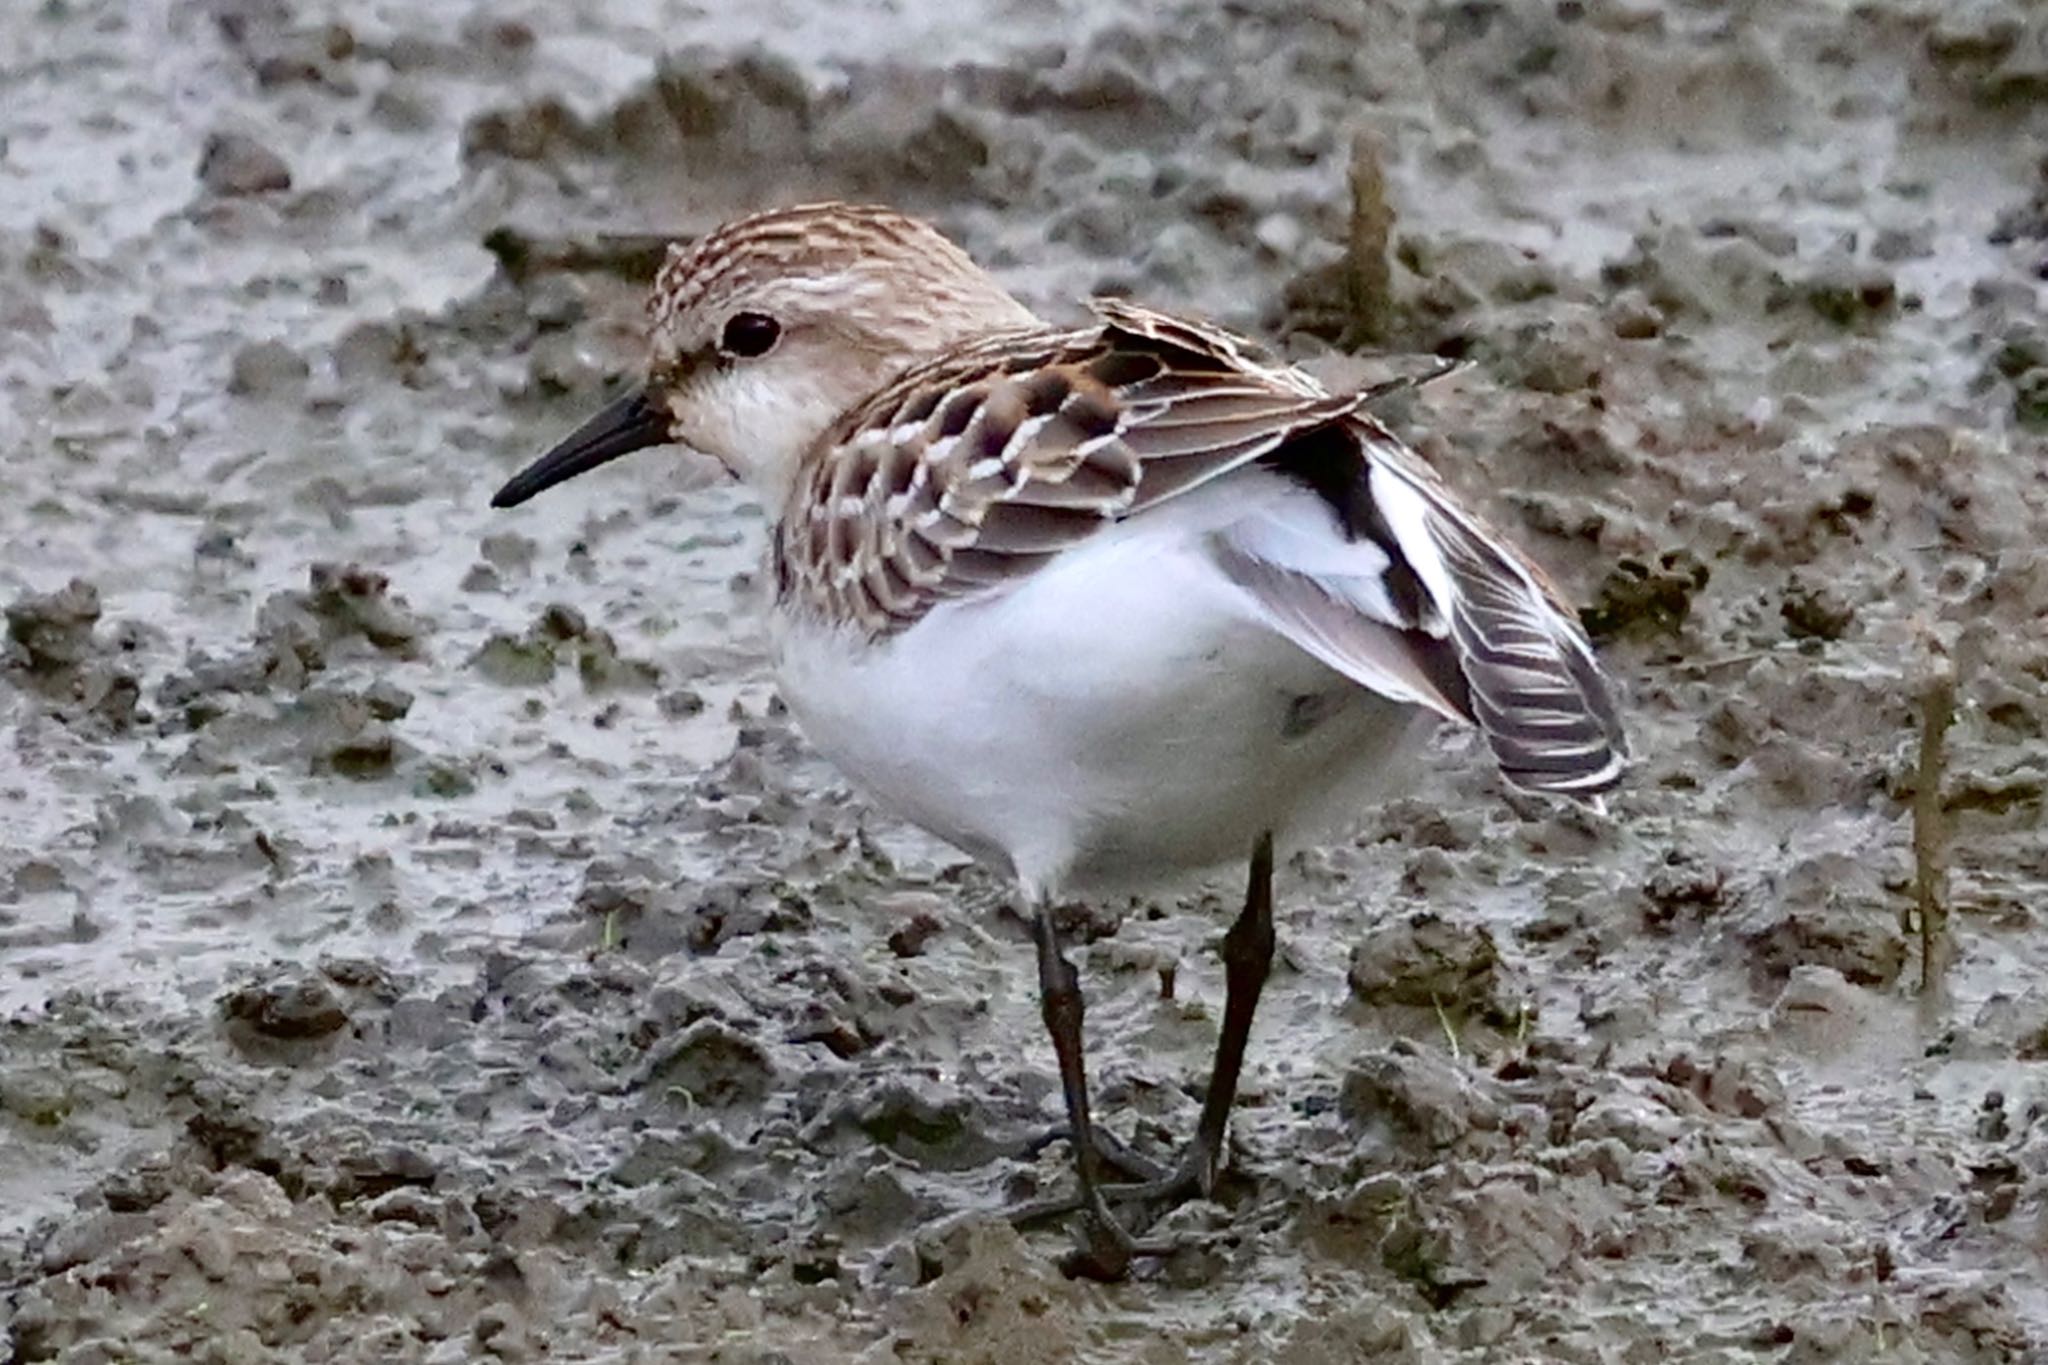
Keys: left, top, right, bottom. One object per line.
{"left": 1222, "top": 426, "right": 1628, "bottom": 803}
{"left": 1362, "top": 446, "right": 1629, "bottom": 799}
{"left": 776, "top": 303, "right": 1366, "bottom": 633}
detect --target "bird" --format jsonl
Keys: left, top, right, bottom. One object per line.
{"left": 489, "top": 202, "right": 1627, "bottom": 1279}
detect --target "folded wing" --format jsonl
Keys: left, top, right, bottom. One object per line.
{"left": 778, "top": 299, "right": 1627, "bottom": 802}
{"left": 778, "top": 300, "right": 1364, "bottom": 632}
{"left": 1220, "top": 419, "right": 1627, "bottom": 802}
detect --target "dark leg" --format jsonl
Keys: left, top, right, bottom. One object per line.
{"left": 1034, "top": 903, "right": 1106, "bottom": 1191}
{"left": 1028, "top": 900, "right": 1143, "bottom": 1279}
{"left": 1009, "top": 841, "right": 1275, "bottom": 1261}
{"left": 1111, "top": 831, "right": 1276, "bottom": 1203}
{"left": 1184, "top": 829, "right": 1277, "bottom": 1191}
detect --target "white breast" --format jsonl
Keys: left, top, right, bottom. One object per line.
{"left": 769, "top": 489, "right": 1431, "bottom": 900}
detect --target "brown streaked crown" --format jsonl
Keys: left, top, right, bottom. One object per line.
{"left": 636, "top": 203, "right": 1037, "bottom": 503}
{"left": 645, "top": 203, "right": 1036, "bottom": 381}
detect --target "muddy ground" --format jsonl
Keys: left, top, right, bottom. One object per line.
{"left": 4, "top": 0, "right": 2048, "bottom": 1360}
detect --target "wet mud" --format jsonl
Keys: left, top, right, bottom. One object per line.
{"left": 4, "top": 0, "right": 2048, "bottom": 1360}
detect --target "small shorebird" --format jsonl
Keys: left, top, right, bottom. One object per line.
{"left": 492, "top": 203, "right": 1626, "bottom": 1277}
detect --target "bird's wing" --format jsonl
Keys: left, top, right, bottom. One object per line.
{"left": 1212, "top": 420, "right": 1628, "bottom": 801}
{"left": 777, "top": 298, "right": 1626, "bottom": 800}
{"left": 779, "top": 299, "right": 1359, "bottom": 627}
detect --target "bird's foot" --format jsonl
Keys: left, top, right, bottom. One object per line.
{"left": 1008, "top": 1123, "right": 1172, "bottom": 1229}
{"left": 1016, "top": 1123, "right": 1170, "bottom": 1185}
{"left": 1009, "top": 1128, "right": 1201, "bottom": 1279}
{"left": 1098, "top": 1132, "right": 1235, "bottom": 1208}
{"left": 1013, "top": 1186, "right": 1184, "bottom": 1282}
{"left": 1009, "top": 1131, "right": 1247, "bottom": 1279}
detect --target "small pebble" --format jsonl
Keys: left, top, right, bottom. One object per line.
{"left": 226, "top": 340, "right": 309, "bottom": 397}
{"left": 198, "top": 131, "right": 292, "bottom": 196}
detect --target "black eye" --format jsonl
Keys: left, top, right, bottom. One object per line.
{"left": 720, "top": 311, "right": 780, "bottom": 358}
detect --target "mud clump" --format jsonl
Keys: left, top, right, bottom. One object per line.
{"left": 1787, "top": 259, "right": 1899, "bottom": 329}
{"left": 226, "top": 338, "right": 311, "bottom": 397}
{"left": 3, "top": 578, "right": 144, "bottom": 732}
{"left": 270, "top": 562, "right": 428, "bottom": 659}
{"left": 1341, "top": 1050, "right": 1475, "bottom": 1152}
{"left": 887, "top": 906, "right": 944, "bottom": 958}
{"left": 469, "top": 602, "right": 660, "bottom": 691}
{"left": 158, "top": 636, "right": 319, "bottom": 721}
{"left": 634, "top": 1018, "right": 775, "bottom": 1109}
{"left": 157, "top": 564, "right": 427, "bottom": 727}
{"left": 361, "top": 678, "right": 414, "bottom": 720}
{"left": 5, "top": 579, "right": 102, "bottom": 675}
{"left": 885, "top": 1221, "right": 1085, "bottom": 1361}
{"left": 222, "top": 974, "right": 351, "bottom": 1043}
{"left": 296, "top": 686, "right": 411, "bottom": 778}
{"left": 1746, "top": 909, "right": 1909, "bottom": 990}
{"left": 1999, "top": 338, "right": 2048, "bottom": 430}
{"left": 469, "top": 626, "right": 559, "bottom": 686}
{"left": 1581, "top": 550, "right": 1710, "bottom": 644}
{"left": 1639, "top": 851, "right": 1732, "bottom": 931}
{"left": 1780, "top": 575, "right": 1856, "bottom": 641}
{"left": 197, "top": 130, "right": 292, "bottom": 196}
{"left": 1348, "top": 913, "right": 1526, "bottom": 1032}
{"left": 139, "top": 563, "right": 466, "bottom": 795}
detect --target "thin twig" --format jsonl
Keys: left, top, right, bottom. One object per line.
{"left": 1430, "top": 992, "right": 1463, "bottom": 1062}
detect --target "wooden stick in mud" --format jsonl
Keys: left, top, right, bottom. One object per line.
{"left": 1346, "top": 132, "right": 1396, "bottom": 346}
{"left": 1910, "top": 664, "right": 1954, "bottom": 995}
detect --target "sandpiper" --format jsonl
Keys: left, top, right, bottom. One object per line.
{"left": 491, "top": 202, "right": 1627, "bottom": 1278}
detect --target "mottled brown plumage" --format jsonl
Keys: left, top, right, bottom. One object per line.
{"left": 497, "top": 202, "right": 1626, "bottom": 799}
{"left": 774, "top": 302, "right": 1366, "bottom": 634}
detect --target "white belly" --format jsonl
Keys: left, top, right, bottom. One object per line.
{"left": 770, "top": 523, "right": 1432, "bottom": 900}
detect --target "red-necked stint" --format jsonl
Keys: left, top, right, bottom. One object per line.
{"left": 491, "top": 202, "right": 1628, "bottom": 1278}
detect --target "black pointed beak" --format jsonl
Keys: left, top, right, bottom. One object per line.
{"left": 491, "top": 391, "right": 669, "bottom": 509}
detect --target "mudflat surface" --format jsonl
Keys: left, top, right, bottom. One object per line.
{"left": 4, "top": 1, "right": 2047, "bottom": 1360}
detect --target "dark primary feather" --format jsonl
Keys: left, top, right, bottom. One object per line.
{"left": 1414, "top": 503, "right": 1628, "bottom": 797}
{"left": 1259, "top": 414, "right": 1627, "bottom": 799}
